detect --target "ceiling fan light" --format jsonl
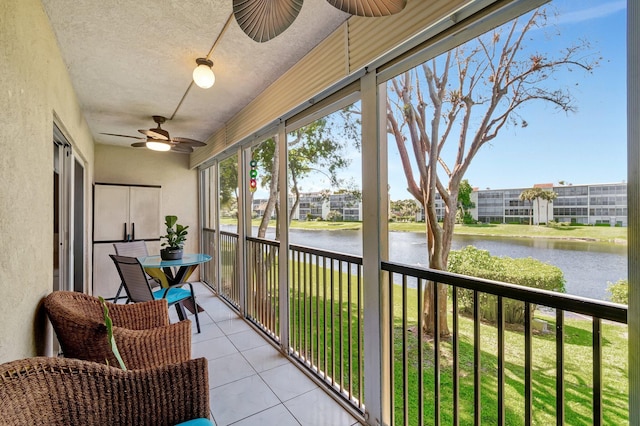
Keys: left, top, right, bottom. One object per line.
{"left": 146, "top": 141, "right": 172, "bottom": 152}
{"left": 193, "top": 58, "right": 215, "bottom": 89}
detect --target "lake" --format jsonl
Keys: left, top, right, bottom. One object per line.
{"left": 224, "top": 225, "right": 628, "bottom": 301}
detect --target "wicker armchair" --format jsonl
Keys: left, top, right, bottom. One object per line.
{"left": 0, "top": 356, "right": 211, "bottom": 426}
{"left": 44, "top": 291, "right": 191, "bottom": 370}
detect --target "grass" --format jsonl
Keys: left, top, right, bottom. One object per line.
{"left": 391, "top": 288, "right": 628, "bottom": 425}
{"left": 222, "top": 218, "right": 627, "bottom": 244}
{"left": 288, "top": 270, "right": 629, "bottom": 425}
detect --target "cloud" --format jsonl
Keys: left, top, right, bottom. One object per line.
{"left": 555, "top": 1, "right": 625, "bottom": 26}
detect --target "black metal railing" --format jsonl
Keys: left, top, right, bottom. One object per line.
{"left": 288, "top": 244, "right": 364, "bottom": 412}
{"left": 219, "top": 231, "right": 240, "bottom": 309}
{"left": 204, "top": 228, "right": 628, "bottom": 423}
{"left": 202, "top": 228, "right": 216, "bottom": 289}
{"left": 246, "top": 236, "right": 280, "bottom": 342}
{"left": 382, "top": 260, "right": 628, "bottom": 426}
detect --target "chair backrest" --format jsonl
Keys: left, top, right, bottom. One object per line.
{"left": 110, "top": 255, "right": 155, "bottom": 303}
{"left": 0, "top": 356, "right": 210, "bottom": 425}
{"left": 44, "top": 291, "right": 111, "bottom": 362}
{"left": 113, "top": 240, "right": 149, "bottom": 257}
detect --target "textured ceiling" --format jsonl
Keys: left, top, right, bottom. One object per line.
{"left": 41, "top": 0, "right": 349, "bottom": 153}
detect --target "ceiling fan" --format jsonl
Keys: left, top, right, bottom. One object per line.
{"left": 101, "top": 116, "right": 206, "bottom": 153}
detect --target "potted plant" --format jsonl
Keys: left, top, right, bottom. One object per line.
{"left": 160, "top": 215, "right": 188, "bottom": 260}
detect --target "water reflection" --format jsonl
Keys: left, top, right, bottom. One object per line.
{"left": 227, "top": 225, "right": 628, "bottom": 301}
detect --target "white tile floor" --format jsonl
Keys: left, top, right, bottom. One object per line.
{"left": 181, "top": 282, "right": 363, "bottom": 426}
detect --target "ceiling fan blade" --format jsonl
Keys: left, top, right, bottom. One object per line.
{"left": 131, "top": 142, "right": 147, "bottom": 147}
{"left": 171, "top": 137, "right": 206, "bottom": 147}
{"left": 138, "top": 128, "right": 170, "bottom": 140}
{"left": 170, "top": 144, "right": 194, "bottom": 153}
{"left": 326, "top": 0, "right": 406, "bottom": 16}
{"left": 100, "top": 132, "right": 144, "bottom": 140}
{"left": 233, "top": 0, "right": 303, "bottom": 43}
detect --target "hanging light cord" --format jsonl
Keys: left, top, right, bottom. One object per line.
{"left": 169, "top": 12, "right": 235, "bottom": 120}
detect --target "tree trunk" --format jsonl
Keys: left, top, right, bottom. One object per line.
{"left": 289, "top": 173, "right": 301, "bottom": 227}
{"left": 423, "top": 280, "right": 450, "bottom": 338}
{"left": 421, "top": 195, "right": 452, "bottom": 338}
{"left": 258, "top": 136, "right": 279, "bottom": 239}
{"left": 255, "top": 137, "right": 279, "bottom": 317}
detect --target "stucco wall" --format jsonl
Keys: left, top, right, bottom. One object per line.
{"left": 94, "top": 144, "right": 200, "bottom": 257}
{"left": 0, "top": 0, "right": 95, "bottom": 361}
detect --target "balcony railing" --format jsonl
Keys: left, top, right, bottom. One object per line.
{"left": 219, "top": 230, "right": 240, "bottom": 309}
{"left": 201, "top": 228, "right": 628, "bottom": 424}
{"left": 382, "top": 261, "right": 628, "bottom": 426}
{"left": 289, "top": 243, "right": 364, "bottom": 412}
{"left": 246, "top": 236, "right": 280, "bottom": 341}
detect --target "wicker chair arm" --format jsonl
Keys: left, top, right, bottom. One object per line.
{"left": 108, "top": 298, "right": 171, "bottom": 329}
{"left": 0, "top": 356, "right": 210, "bottom": 426}
{"left": 113, "top": 319, "right": 192, "bottom": 370}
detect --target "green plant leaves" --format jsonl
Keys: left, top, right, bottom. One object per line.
{"left": 98, "top": 296, "right": 127, "bottom": 370}
{"left": 161, "top": 215, "right": 188, "bottom": 249}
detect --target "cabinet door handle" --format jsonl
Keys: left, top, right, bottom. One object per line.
{"left": 132, "top": 223, "right": 135, "bottom": 241}
{"left": 123, "top": 223, "right": 128, "bottom": 241}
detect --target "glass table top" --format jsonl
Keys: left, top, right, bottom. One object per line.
{"left": 138, "top": 253, "right": 212, "bottom": 268}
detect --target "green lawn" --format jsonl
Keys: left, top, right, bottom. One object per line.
{"left": 282, "top": 261, "right": 628, "bottom": 425}
{"left": 391, "top": 289, "right": 628, "bottom": 425}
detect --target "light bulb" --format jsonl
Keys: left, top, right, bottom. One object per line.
{"left": 193, "top": 58, "right": 215, "bottom": 89}
{"left": 146, "top": 141, "right": 171, "bottom": 152}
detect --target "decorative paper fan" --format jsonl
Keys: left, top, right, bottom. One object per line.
{"left": 326, "top": 0, "right": 406, "bottom": 17}
{"left": 233, "top": 0, "right": 304, "bottom": 43}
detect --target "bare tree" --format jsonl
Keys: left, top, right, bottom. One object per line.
{"left": 386, "top": 8, "right": 597, "bottom": 337}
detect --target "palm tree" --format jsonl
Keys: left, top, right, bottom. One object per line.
{"left": 519, "top": 188, "right": 537, "bottom": 225}
{"left": 540, "top": 189, "right": 558, "bottom": 223}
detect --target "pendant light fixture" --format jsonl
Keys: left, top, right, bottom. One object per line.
{"left": 192, "top": 58, "right": 215, "bottom": 89}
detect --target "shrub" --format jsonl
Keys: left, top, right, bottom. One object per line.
{"left": 607, "top": 279, "right": 628, "bottom": 304}
{"left": 448, "top": 246, "right": 566, "bottom": 324}
{"left": 326, "top": 210, "right": 343, "bottom": 222}
{"left": 463, "top": 212, "right": 476, "bottom": 224}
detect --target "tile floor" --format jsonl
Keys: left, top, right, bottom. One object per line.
{"left": 181, "top": 282, "right": 363, "bottom": 426}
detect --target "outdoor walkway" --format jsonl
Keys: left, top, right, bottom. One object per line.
{"left": 183, "top": 282, "right": 362, "bottom": 426}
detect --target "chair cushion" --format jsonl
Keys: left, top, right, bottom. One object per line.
{"left": 153, "top": 287, "right": 192, "bottom": 305}
{"left": 175, "top": 418, "right": 214, "bottom": 426}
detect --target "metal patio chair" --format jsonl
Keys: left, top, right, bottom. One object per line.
{"left": 110, "top": 254, "right": 201, "bottom": 333}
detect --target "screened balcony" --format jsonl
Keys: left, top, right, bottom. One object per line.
{"left": 2, "top": 0, "right": 638, "bottom": 425}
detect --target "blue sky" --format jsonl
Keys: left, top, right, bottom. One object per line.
{"left": 255, "top": 0, "right": 627, "bottom": 202}
{"left": 386, "top": 0, "right": 627, "bottom": 200}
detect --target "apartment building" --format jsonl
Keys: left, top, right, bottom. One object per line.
{"left": 416, "top": 182, "right": 628, "bottom": 226}
{"left": 253, "top": 191, "right": 363, "bottom": 221}
{"left": 475, "top": 182, "right": 627, "bottom": 226}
